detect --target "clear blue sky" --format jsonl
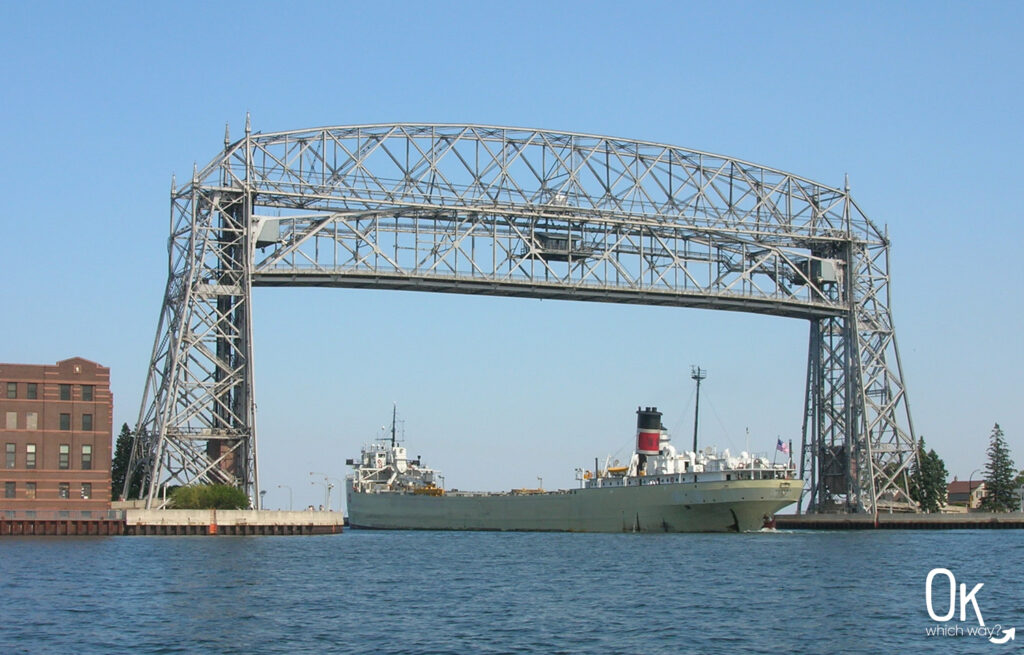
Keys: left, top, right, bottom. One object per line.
{"left": 1, "top": 1, "right": 1021, "bottom": 511}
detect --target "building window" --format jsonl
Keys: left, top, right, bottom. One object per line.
{"left": 81, "top": 483, "right": 92, "bottom": 499}
{"left": 81, "top": 385, "right": 94, "bottom": 401}
{"left": 6, "top": 382, "right": 16, "bottom": 399}
{"left": 4, "top": 482, "right": 14, "bottom": 498}
{"left": 59, "top": 444, "right": 70, "bottom": 469}
{"left": 81, "top": 444, "right": 92, "bottom": 470}
{"left": 26, "top": 412, "right": 37, "bottom": 430}
{"left": 59, "top": 384, "right": 71, "bottom": 400}
{"left": 59, "top": 413, "right": 70, "bottom": 431}
{"left": 4, "top": 412, "right": 15, "bottom": 430}
{"left": 26, "top": 383, "right": 37, "bottom": 399}
{"left": 58, "top": 482, "right": 70, "bottom": 499}
{"left": 25, "top": 482, "right": 36, "bottom": 499}
{"left": 82, "top": 414, "right": 93, "bottom": 431}
{"left": 5, "top": 443, "right": 13, "bottom": 468}
{"left": 26, "top": 444, "right": 35, "bottom": 469}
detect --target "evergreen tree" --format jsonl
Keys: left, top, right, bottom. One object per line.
{"left": 909, "top": 436, "right": 948, "bottom": 513}
{"left": 111, "top": 423, "right": 141, "bottom": 500}
{"left": 981, "top": 423, "right": 1016, "bottom": 512}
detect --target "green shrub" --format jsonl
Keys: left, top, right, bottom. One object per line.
{"left": 169, "top": 484, "right": 250, "bottom": 509}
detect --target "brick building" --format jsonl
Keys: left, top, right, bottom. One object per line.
{"left": 0, "top": 358, "right": 112, "bottom": 514}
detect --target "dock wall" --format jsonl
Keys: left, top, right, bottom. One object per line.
{"left": 0, "top": 509, "right": 344, "bottom": 536}
{"left": 776, "top": 512, "right": 1024, "bottom": 530}
{"left": 124, "top": 509, "right": 344, "bottom": 535}
{"left": 0, "top": 517, "right": 125, "bottom": 536}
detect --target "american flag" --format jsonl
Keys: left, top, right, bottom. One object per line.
{"left": 776, "top": 438, "right": 790, "bottom": 455}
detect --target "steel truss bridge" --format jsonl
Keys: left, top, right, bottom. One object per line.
{"left": 126, "top": 121, "right": 919, "bottom": 514}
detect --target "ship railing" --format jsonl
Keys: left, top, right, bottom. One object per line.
{"left": 731, "top": 468, "right": 795, "bottom": 480}
{"left": 586, "top": 468, "right": 795, "bottom": 489}
{"left": 444, "top": 489, "right": 572, "bottom": 497}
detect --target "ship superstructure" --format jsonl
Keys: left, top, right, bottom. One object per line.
{"left": 591, "top": 406, "right": 792, "bottom": 486}
{"left": 346, "top": 406, "right": 800, "bottom": 533}
{"left": 347, "top": 407, "right": 442, "bottom": 496}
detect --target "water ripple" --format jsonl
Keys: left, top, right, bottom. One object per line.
{"left": 0, "top": 531, "right": 1018, "bottom": 654}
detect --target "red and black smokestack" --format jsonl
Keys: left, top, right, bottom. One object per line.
{"left": 636, "top": 407, "right": 664, "bottom": 455}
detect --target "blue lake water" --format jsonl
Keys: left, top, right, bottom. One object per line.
{"left": 1, "top": 530, "right": 1021, "bottom": 654}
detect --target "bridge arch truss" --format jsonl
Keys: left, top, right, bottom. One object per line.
{"left": 127, "top": 122, "right": 918, "bottom": 513}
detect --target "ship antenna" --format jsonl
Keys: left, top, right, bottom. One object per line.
{"left": 691, "top": 366, "right": 706, "bottom": 457}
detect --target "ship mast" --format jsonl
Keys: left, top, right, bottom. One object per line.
{"left": 390, "top": 403, "right": 397, "bottom": 448}
{"left": 691, "top": 366, "right": 706, "bottom": 456}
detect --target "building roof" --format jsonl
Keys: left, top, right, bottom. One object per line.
{"left": 948, "top": 480, "right": 985, "bottom": 495}
{"left": 56, "top": 356, "right": 104, "bottom": 367}
{"left": 0, "top": 357, "right": 106, "bottom": 370}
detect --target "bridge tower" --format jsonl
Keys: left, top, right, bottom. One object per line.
{"left": 125, "top": 122, "right": 918, "bottom": 513}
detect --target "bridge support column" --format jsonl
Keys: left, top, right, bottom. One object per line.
{"left": 126, "top": 126, "right": 260, "bottom": 507}
{"left": 800, "top": 224, "right": 918, "bottom": 513}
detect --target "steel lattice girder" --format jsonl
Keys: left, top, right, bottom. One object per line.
{"left": 127, "top": 165, "right": 258, "bottom": 507}
{"left": 126, "top": 122, "right": 918, "bottom": 513}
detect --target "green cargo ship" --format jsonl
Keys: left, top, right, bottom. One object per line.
{"left": 346, "top": 406, "right": 800, "bottom": 533}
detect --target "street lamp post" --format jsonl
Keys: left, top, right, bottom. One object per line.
{"left": 968, "top": 468, "right": 983, "bottom": 511}
{"left": 277, "top": 484, "right": 293, "bottom": 511}
{"left": 309, "top": 478, "right": 329, "bottom": 511}
{"left": 310, "top": 472, "right": 327, "bottom": 507}
{"left": 328, "top": 477, "right": 345, "bottom": 513}
{"left": 309, "top": 472, "right": 341, "bottom": 511}
{"left": 310, "top": 471, "right": 347, "bottom": 512}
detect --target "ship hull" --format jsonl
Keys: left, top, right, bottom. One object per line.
{"left": 347, "top": 479, "right": 801, "bottom": 533}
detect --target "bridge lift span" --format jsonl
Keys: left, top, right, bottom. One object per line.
{"left": 126, "top": 120, "right": 918, "bottom": 514}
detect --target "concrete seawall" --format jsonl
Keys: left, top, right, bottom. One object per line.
{"left": 124, "top": 509, "right": 344, "bottom": 535}
{"left": 776, "top": 512, "right": 1024, "bottom": 530}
